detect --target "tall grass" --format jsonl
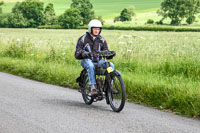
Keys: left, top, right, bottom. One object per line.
{"left": 0, "top": 28, "right": 200, "bottom": 117}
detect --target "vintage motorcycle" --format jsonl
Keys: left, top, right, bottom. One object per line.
{"left": 76, "top": 48, "right": 126, "bottom": 112}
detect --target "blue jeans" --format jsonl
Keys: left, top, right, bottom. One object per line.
{"left": 81, "top": 59, "right": 115, "bottom": 85}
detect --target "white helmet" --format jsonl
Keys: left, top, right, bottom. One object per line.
{"left": 88, "top": 19, "right": 102, "bottom": 34}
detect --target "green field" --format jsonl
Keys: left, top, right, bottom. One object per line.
{"left": 0, "top": 28, "right": 200, "bottom": 117}
{"left": 2, "top": 0, "right": 163, "bottom": 17}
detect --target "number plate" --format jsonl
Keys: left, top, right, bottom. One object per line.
{"left": 107, "top": 67, "right": 113, "bottom": 73}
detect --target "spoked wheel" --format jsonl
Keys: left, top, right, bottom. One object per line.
{"left": 108, "top": 73, "right": 126, "bottom": 112}
{"left": 82, "top": 74, "right": 94, "bottom": 105}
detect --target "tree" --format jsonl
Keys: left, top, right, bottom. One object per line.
{"left": 44, "top": 3, "right": 55, "bottom": 15}
{"left": 12, "top": 0, "right": 44, "bottom": 27}
{"left": 58, "top": 8, "right": 82, "bottom": 29}
{"left": 114, "top": 6, "right": 135, "bottom": 23}
{"left": 114, "top": 16, "right": 120, "bottom": 23}
{"left": 120, "top": 8, "right": 132, "bottom": 22}
{"left": 0, "top": 13, "right": 10, "bottom": 28}
{"left": 0, "top": 1, "right": 3, "bottom": 14}
{"left": 185, "top": 0, "right": 200, "bottom": 24}
{"left": 44, "top": 3, "right": 57, "bottom": 25}
{"left": 127, "top": 6, "right": 136, "bottom": 17}
{"left": 158, "top": 0, "right": 200, "bottom": 25}
{"left": 71, "top": 0, "right": 95, "bottom": 25}
{"left": 8, "top": 11, "right": 29, "bottom": 28}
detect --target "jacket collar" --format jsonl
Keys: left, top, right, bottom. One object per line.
{"left": 86, "top": 32, "right": 101, "bottom": 42}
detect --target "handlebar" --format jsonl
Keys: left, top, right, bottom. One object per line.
{"left": 97, "top": 50, "right": 116, "bottom": 58}
{"left": 84, "top": 44, "right": 116, "bottom": 60}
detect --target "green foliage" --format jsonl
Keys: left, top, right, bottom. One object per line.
{"left": 0, "top": 13, "right": 10, "bottom": 27}
{"left": 185, "top": 0, "right": 200, "bottom": 24}
{"left": 158, "top": 0, "right": 200, "bottom": 25}
{"left": 146, "top": 19, "right": 154, "bottom": 24}
{"left": 0, "top": 1, "right": 4, "bottom": 14}
{"left": 44, "top": 3, "right": 55, "bottom": 15}
{"left": 8, "top": 11, "right": 29, "bottom": 28}
{"left": 114, "top": 7, "right": 134, "bottom": 22}
{"left": 2, "top": 0, "right": 163, "bottom": 18}
{"left": 120, "top": 8, "right": 132, "bottom": 22}
{"left": 127, "top": 6, "right": 136, "bottom": 17}
{"left": 44, "top": 3, "right": 57, "bottom": 25}
{"left": 102, "top": 25, "right": 200, "bottom": 32}
{"left": 58, "top": 8, "right": 82, "bottom": 29}
{"left": 114, "top": 16, "right": 120, "bottom": 23}
{"left": 0, "top": 58, "right": 80, "bottom": 87}
{"left": 37, "top": 24, "right": 200, "bottom": 32}
{"left": 3, "top": 39, "right": 34, "bottom": 58}
{"left": 11, "top": 0, "right": 44, "bottom": 27}
{"left": 71, "top": 0, "right": 95, "bottom": 25}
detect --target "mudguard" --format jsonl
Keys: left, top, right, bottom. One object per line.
{"left": 112, "top": 70, "right": 122, "bottom": 76}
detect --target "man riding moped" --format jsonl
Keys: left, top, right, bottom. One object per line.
{"left": 75, "top": 19, "right": 114, "bottom": 96}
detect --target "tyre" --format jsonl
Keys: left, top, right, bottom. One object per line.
{"left": 82, "top": 74, "right": 94, "bottom": 105}
{"left": 108, "top": 73, "right": 126, "bottom": 112}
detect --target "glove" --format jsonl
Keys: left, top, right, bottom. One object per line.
{"left": 107, "top": 51, "right": 116, "bottom": 59}
{"left": 81, "top": 51, "right": 91, "bottom": 58}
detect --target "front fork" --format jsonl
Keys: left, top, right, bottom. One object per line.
{"left": 104, "top": 59, "right": 114, "bottom": 104}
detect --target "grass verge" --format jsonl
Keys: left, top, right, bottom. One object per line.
{"left": 0, "top": 57, "right": 199, "bottom": 118}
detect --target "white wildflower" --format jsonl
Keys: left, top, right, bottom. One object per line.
{"left": 119, "top": 42, "right": 125, "bottom": 44}
{"left": 132, "top": 35, "right": 146, "bottom": 40}
{"left": 128, "top": 41, "right": 133, "bottom": 44}
{"left": 123, "top": 35, "right": 132, "bottom": 38}
{"left": 118, "top": 36, "right": 124, "bottom": 39}
{"left": 16, "top": 38, "right": 21, "bottom": 42}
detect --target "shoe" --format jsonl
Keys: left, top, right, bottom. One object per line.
{"left": 90, "top": 84, "right": 98, "bottom": 96}
{"left": 91, "top": 88, "right": 98, "bottom": 96}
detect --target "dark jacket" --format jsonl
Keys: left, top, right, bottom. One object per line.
{"left": 75, "top": 32, "right": 108, "bottom": 62}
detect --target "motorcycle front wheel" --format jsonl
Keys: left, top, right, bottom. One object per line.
{"left": 108, "top": 73, "right": 126, "bottom": 112}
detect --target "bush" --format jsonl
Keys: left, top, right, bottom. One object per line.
{"left": 11, "top": 0, "right": 44, "bottom": 27}
{"left": 114, "top": 7, "right": 135, "bottom": 22}
{"left": 71, "top": 0, "right": 95, "bottom": 25}
{"left": 120, "top": 8, "right": 132, "bottom": 22}
{"left": 37, "top": 24, "right": 200, "bottom": 32}
{"left": 114, "top": 16, "right": 120, "bottom": 23}
{"left": 102, "top": 25, "right": 200, "bottom": 32}
{"left": 0, "top": 1, "right": 4, "bottom": 14}
{"left": 0, "top": 13, "right": 10, "bottom": 28}
{"left": 58, "top": 8, "right": 82, "bottom": 29}
{"left": 7, "top": 12, "right": 29, "bottom": 28}
{"left": 44, "top": 3, "right": 57, "bottom": 25}
{"left": 146, "top": 19, "right": 154, "bottom": 24}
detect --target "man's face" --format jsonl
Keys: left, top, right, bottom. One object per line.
{"left": 92, "top": 27, "right": 101, "bottom": 36}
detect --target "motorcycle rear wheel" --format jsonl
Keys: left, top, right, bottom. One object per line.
{"left": 82, "top": 74, "right": 94, "bottom": 105}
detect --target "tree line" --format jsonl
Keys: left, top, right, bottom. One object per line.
{"left": 0, "top": 0, "right": 103, "bottom": 28}
{"left": 0, "top": 0, "right": 200, "bottom": 28}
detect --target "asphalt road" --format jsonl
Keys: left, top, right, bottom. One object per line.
{"left": 0, "top": 72, "right": 200, "bottom": 133}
